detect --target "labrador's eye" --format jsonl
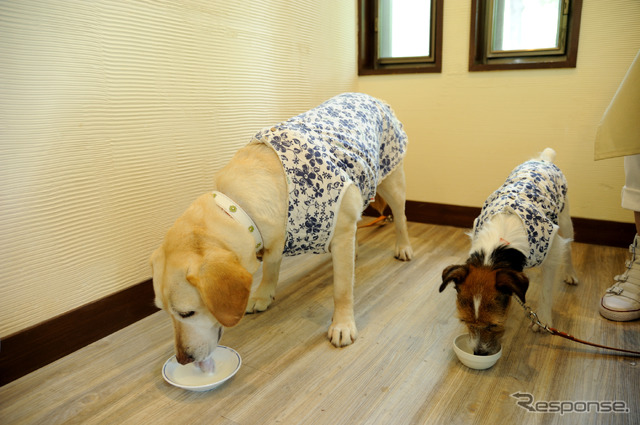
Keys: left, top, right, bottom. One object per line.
{"left": 178, "top": 311, "right": 195, "bottom": 319}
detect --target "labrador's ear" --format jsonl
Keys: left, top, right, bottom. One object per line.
{"left": 187, "top": 248, "right": 252, "bottom": 327}
{"left": 150, "top": 247, "right": 166, "bottom": 309}
{"left": 495, "top": 269, "right": 529, "bottom": 304}
{"left": 440, "top": 264, "right": 469, "bottom": 292}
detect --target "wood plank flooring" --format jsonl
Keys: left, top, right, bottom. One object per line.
{"left": 1, "top": 222, "right": 638, "bottom": 425}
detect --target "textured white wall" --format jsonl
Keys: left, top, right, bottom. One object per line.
{"left": 0, "top": 0, "right": 356, "bottom": 337}
{"left": 358, "top": 0, "right": 640, "bottom": 224}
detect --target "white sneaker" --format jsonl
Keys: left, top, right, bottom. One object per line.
{"left": 600, "top": 234, "right": 640, "bottom": 321}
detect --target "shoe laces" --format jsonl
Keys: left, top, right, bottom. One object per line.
{"left": 607, "top": 285, "right": 625, "bottom": 295}
{"left": 609, "top": 238, "right": 640, "bottom": 290}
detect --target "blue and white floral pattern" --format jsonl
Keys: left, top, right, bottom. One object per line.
{"left": 250, "top": 92, "right": 407, "bottom": 256}
{"left": 473, "top": 159, "right": 568, "bottom": 267}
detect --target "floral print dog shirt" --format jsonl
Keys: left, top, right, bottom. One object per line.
{"left": 473, "top": 158, "right": 568, "bottom": 268}
{"left": 250, "top": 92, "right": 408, "bottom": 256}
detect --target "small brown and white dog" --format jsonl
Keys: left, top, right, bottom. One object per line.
{"left": 440, "top": 148, "right": 578, "bottom": 356}
{"left": 150, "top": 93, "right": 412, "bottom": 372}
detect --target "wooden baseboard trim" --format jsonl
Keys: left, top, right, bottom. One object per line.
{"left": 404, "top": 200, "right": 480, "bottom": 229}
{"left": 1, "top": 201, "right": 634, "bottom": 387}
{"left": 570, "top": 216, "right": 636, "bottom": 248}
{"left": 0, "top": 280, "right": 159, "bottom": 387}
{"left": 371, "top": 200, "right": 636, "bottom": 248}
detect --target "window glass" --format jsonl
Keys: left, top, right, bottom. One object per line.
{"left": 491, "top": 0, "right": 562, "bottom": 53}
{"left": 469, "top": 0, "right": 582, "bottom": 71}
{"left": 358, "top": 0, "right": 443, "bottom": 75}
{"left": 378, "top": 0, "right": 432, "bottom": 59}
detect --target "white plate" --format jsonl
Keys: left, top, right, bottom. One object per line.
{"left": 162, "top": 346, "right": 241, "bottom": 391}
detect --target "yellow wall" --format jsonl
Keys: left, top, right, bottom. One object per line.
{"left": 358, "top": 1, "right": 640, "bottom": 224}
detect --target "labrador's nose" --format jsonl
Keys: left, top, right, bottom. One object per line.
{"left": 176, "top": 352, "right": 195, "bottom": 365}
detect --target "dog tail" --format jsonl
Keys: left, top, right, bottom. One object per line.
{"left": 539, "top": 147, "right": 556, "bottom": 163}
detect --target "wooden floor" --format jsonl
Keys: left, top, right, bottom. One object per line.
{"left": 1, "top": 222, "right": 638, "bottom": 425}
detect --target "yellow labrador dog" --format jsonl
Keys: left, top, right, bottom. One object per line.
{"left": 151, "top": 93, "right": 412, "bottom": 372}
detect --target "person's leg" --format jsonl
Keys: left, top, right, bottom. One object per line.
{"left": 600, "top": 154, "right": 640, "bottom": 321}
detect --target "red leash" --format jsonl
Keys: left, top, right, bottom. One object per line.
{"left": 546, "top": 326, "right": 640, "bottom": 355}
{"left": 358, "top": 215, "right": 389, "bottom": 229}
{"left": 516, "top": 298, "right": 640, "bottom": 356}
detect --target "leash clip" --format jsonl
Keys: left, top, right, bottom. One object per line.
{"left": 516, "top": 296, "right": 553, "bottom": 334}
{"left": 526, "top": 309, "right": 553, "bottom": 334}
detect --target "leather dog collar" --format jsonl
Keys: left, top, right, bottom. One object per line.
{"left": 211, "top": 191, "right": 263, "bottom": 253}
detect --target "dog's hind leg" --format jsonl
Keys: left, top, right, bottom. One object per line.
{"left": 328, "top": 185, "right": 360, "bottom": 347}
{"left": 376, "top": 163, "right": 413, "bottom": 261}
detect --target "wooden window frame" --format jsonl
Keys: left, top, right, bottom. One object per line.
{"left": 358, "top": 0, "right": 444, "bottom": 75}
{"left": 469, "top": 0, "right": 582, "bottom": 72}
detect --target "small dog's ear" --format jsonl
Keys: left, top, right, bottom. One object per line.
{"left": 440, "top": 264, "right": 468, "bottom": 292}
{"left": 495, "top": 269, "right": 529, "bottom": 303}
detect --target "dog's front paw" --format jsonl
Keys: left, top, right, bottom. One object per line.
{"left": 245, "top": 295, "right": 273, "bottom": 313}
{"left": 328, "top": 320, "right": 358, "bottom": 347}
{"left": 395, "top": 244, "right": 413, "bottom": 261}
{"left": 564, "top": 274, "right": 579, "bottom": 285}
{"left": 245, "top": 284, "right": 276, "bottom": 313}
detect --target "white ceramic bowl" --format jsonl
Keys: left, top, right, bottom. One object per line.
{"left": 453, "top": 334, "right": 502, "bottom": 370}
{"left": 162, "top": 345, "right": 241, "bottom": 391}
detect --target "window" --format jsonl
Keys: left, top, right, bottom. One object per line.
{"left": 470, "top": 0, "right": 582, "bottom": 71}
{"left": 359, "top": 0, "right": 443, "bottom": 75}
